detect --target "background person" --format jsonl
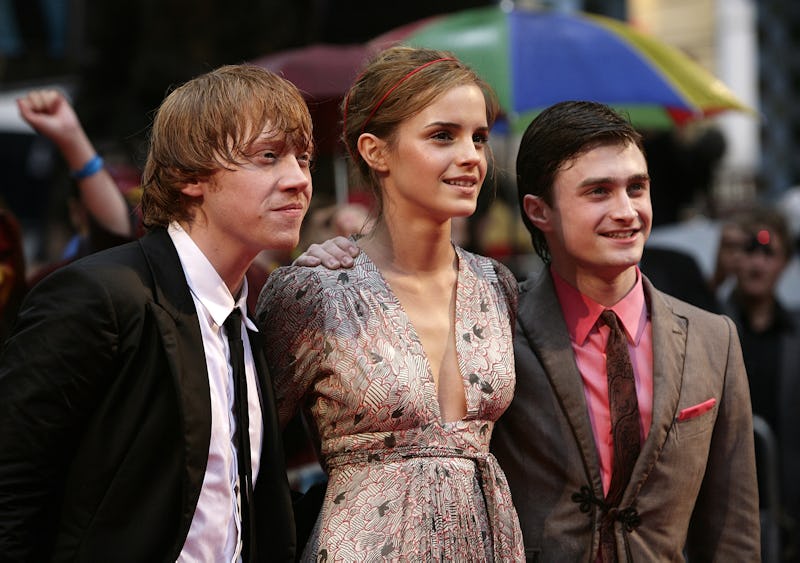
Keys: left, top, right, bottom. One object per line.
{"left": 16, "top": 88, "right": 133, "bottom": 243}
{"left": 710, "top": 211, "right": 751, "bottom": 302}
{"left": 15, "top": 88, "right": 139, "bottom": 289}
{"left": 722, "top": 205, "right": 800, "bottom": 562}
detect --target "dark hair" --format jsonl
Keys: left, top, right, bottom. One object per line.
{"left": 515, "top": 101, "right": 644, "bottom": 263}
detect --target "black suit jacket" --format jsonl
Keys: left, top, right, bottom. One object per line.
{"left": 0, "top": 228, "right": 295, "bottom": 562}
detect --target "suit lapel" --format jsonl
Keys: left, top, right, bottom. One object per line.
{"left": 518, "top": 270, "right": 604, "bottom": 491}
{"left": 138, "top": 229, "right": 212, "bottom": 507}
{"left": 520, "top": 273, "right": 689, "bottom": 502}
{"left": 626, "top": 278, "right": 686, "bottom": 497}
{"left": 247, "top": 327, "right": 269, "bottom": 418}
{"left": 247, "top": 325, "right": 285, "bottom": 468}
{"left": 247, "top": 318, "right": 297, "bottom": 554}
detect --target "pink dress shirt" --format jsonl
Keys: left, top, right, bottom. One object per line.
{"left": 551, "top": 267, "right": 653, "bottom": 495}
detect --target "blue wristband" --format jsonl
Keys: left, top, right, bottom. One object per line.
{"left": 70, "top": 154, "right": 104, "bottom": 180}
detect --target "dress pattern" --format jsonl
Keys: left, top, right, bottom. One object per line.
{"left": 256, "top": 244, "right": 524, "bottom": 562}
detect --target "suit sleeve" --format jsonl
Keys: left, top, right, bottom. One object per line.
{"left": 686, "top": 315, "right": 761, "bottom": 561}
{"left": 0, "top": 265, "right": 119, "bottom": 559}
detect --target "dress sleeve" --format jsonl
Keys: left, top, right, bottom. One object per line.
{"left": 255, "top": 266, "right": 328, "bottom": 428}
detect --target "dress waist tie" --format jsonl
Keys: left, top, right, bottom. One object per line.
{"left": 326, "top": 446, "right": 523, "bottom": 561}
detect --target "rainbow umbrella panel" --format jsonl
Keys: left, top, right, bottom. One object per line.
{"left": 369, "top": 6, "right": 752, "bottom": 131}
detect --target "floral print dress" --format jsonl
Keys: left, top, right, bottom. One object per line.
{"left": 256, "top": 245, "right": 524, "bottom": 562}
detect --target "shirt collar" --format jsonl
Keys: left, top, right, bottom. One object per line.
{"left": 551, "top": 265, "right": 648, "bottom": 345}
{"left": 167, "top": 222, "right": 256, "bottom": 331}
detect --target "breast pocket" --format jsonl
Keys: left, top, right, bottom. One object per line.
{"left": 672, "top": 399, "right": 717, "bottom": 441}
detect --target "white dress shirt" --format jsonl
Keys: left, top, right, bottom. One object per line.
{"left": 168, "top": 223, "right": 263, "bottom": 563}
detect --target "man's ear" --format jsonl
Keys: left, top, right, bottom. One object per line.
{"left": 522, "top": 194, "right": 553, "bottom": 232}
{"left": 180, "top": 180, "right": 204, "bottom": 197}
{"left": 357, "top": 133, "right": 388, "bottom": 172}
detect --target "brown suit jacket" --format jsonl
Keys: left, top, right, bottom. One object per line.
{"left": 492, "top": 269, "right": 760, "bottom": 562}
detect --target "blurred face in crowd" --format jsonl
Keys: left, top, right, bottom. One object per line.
{"left": 716, "top": 222, "right": 749, "bottom": 281}
{"left": 735, "top": 226, "right": 789, "bottom": 300}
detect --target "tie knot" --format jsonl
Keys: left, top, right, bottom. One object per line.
{"left": 600, "top": 310, "right": 620, "bottom": 329}
{"left": 224, "top": 308, "right": 243, "bottom": 341}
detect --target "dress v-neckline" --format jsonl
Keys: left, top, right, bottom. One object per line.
{"left": 355, "top": 246, "right": 469, "bottom": 422}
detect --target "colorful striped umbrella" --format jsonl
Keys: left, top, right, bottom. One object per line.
{"left": 369, "top": 5, "right": 753, "bottom": 131}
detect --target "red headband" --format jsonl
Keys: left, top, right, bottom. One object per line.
{"left": 343, "top": 57, "right": 457, "bottom": 142}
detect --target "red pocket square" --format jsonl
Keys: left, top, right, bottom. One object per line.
{"left": 677, "top": 398, "right": 717, "bottom": 421}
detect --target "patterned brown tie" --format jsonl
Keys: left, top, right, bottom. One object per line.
{"left": 599, "top": 310, "right": 641, "bottom": 563}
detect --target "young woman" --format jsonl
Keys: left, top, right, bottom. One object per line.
{"left": 256, "top": 46, "right": 524, "bottom": 561}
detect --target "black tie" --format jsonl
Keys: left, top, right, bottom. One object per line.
{"left": 224, "top": 308, "right": 255, "bottom": 562}
{"left": 599, "top": 310, "right": 641, "bottom": 563}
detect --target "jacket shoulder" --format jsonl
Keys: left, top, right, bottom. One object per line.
{"left": 647, "top": 279, "right": 731, "bottom": 327}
